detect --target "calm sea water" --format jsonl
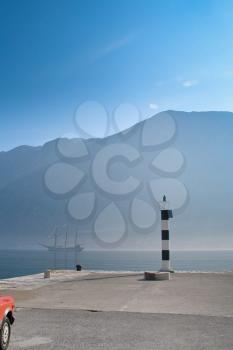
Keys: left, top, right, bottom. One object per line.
{"left": 0, "top": 250, "right": 232, "bottom": 279}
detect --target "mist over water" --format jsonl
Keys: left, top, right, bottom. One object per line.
{"left": 0, "top": 250, "right": 232, "bottom": 279}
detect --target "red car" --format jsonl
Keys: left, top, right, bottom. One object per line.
{"left": 0, "top": 296, "right": 15, "bottom": 350}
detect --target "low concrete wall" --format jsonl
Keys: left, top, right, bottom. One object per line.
{"left": 144, "top": 271, "right": 170, "bottom": 280}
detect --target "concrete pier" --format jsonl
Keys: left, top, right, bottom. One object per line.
{"left": 0, "top": 271, "right": 233, "bottom": 349}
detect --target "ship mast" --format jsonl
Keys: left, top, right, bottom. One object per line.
{"left": 74, "top": 231, "right": 78, "bottom": 264}
{"left": 64, "top": 229, "right": 68, "bottom": 269}
{"left": 54, "top": 227, "right": 58, "bottom": 270}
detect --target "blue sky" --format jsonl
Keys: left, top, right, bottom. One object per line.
{"left": 1, "top": 0, "right": 233, "bottom": 150}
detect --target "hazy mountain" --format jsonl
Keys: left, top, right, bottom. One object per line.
{"left": 0, "top": 111, "right": 233, "bottom": 250}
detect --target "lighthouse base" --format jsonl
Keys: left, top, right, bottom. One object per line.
{"left": 144, "top": 271, "right": 170, "bottom": 281}
{"left": 160, "top": 260, "right": 174, "bottom": 273}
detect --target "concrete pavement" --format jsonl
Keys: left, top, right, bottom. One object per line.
{"left": 3, "top": 272, "right": 233, "bottom": 316}
{"left": 1, "top": 271, "right": 232, "bottom": 349}
{"left": 11, "top": 308, "right": 233, "bottom": 350}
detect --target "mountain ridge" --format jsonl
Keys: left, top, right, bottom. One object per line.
{"left": 1, "top": 110, "right": 233, "bottom": 250}
{"left": 2, "top": 110, "right": 233, "bottom": 153}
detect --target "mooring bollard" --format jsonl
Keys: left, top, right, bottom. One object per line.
{"left": 76, "top": 264, "right": 82, "bottom": 271}
{"left": 44, "top": 269, "right": 51, "bottom": 279}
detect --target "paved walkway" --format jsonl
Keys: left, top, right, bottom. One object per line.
{"left": 3, "top": 272, "right": 233, "bottom": 316}
{"left": 1, "top": 271, "right": 232, "bottom": 349}
{"left": 11, "top": 309, "right": 233, "bottom": 350}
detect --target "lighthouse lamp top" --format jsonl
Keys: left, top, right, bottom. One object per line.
{"left": 159, "top": 194, "right": 170, "bottom": 210}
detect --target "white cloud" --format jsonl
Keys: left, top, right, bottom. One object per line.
{"left": 149, "top": 103, "right": 159, "bottom": 110}
{"left": 224, "top": 70, "right": 233, "bottom": 78}
{"left": 182, "top": 79, "right": 198, "bottom": 87}
{"left": 93, "top": 34, "right": 135, "bottom": 61}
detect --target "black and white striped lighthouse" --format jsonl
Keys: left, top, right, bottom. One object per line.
{"left": 160, "top": 195, "right": 173, "bottom": 272}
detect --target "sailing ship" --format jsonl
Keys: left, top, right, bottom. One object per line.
{"left": 39, "top": 230, "right": 84, "bottom": 252}
{"left": 39, "top": 243, "right": 84, "bottom": 252}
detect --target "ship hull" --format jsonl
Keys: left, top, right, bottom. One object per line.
{"left": 47, "top": 247, "right": 84, "bottom": 252}
{"left": 39, "top": 243, "right": 84, "bottom": 253}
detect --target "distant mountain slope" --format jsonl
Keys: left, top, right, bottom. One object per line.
{"left": 1, "top": 110, "right": 233, "bottom": 250}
